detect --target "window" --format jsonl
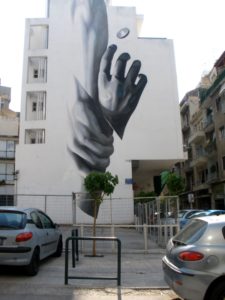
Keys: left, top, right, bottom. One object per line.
{"left": 33, "top": 69, "right": 39, "bottom": 78}
{"left": 0, "top": 140, "right": 15, "bottom": 159}
{"left": 223, "top": 156, "right": 225, "bottom": 170}
{"left": 30, "top": 212, "right": 43, "bottom": 229}
{"left": 0, "top": 163, "right": 14, "bottom": 182}
{"left": 0, "top": 195, "right": 14, "bottom": 206}
{"left": 220, "top": 126, "right": 225, "bottom": 140}
{"left": 216, "top": 97, "right": 225, "bottom": 113}
{"left": 38, "top": 212, "right": 54, "bottom": 229}
{"left": 25, "top": 129, "right": 45, "bottom": 144}
{"left": 32, "top": 102, "right": 37, "bottom": 112}
{"left": 29, "top": 25, "right": 48, "bottom": 50}
{"left": 0, "top": 99, "right": 5, "bottom": 110}
{"left": 26, "top": 91, "right": 46, "bottom": 120}
{"left": 27, "top": 57, "right": 47, "bottom": 83}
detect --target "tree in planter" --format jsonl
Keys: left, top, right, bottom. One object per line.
{"left": 160, "top": 170, "right": 185, "bottom": 196}
{"left": 84, "top": 171, "right": 118, "bottom": 256}
{"left": 166, "top": 173, "right": 185, "bottom": 196}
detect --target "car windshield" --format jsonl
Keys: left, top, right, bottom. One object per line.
{"left": 190, "top": 212, "right": 207, "bottom": 219}
{"left": 178, "top": 210, "right": 189, "bottom": 218}
{"left": 0, "top": 211, "right": 26, "bottom": 229}
{"left": 173, "top": 219, "right": 207, "bottom": 245}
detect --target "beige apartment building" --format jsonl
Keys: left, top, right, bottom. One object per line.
{"left": 0, "top": 82, "right": 19, "bottom": 205}
{"left": 179, "top": 51, "right": 225, "bottom": 210}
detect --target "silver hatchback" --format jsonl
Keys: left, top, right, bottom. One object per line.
{"left": 0, "top": 207, "right": 62, "bottom": 275}
{"left": 162, "top": 215, "right": 225, "bottom": 300}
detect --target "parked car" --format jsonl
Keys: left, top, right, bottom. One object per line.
{"left": 189, "top": 209, "right": 225, "bottom": 219}
{"left": 178, "top": 209, "right": 203, "bottom": 229}
{"left": 0, "top": 207, "right": 62, "bottom": 275}
{"left": 162, "top": 215, "right": 225, "bottom": 300}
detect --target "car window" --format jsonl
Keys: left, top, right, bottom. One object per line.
{"left": 173, "top": 219, "right": 207, "bottom": 244}
{"left": 30, "top": 212, "right": 43, "bottom": 229}
{"left": 178, "top": 210, "right": 188, "bottom": 218}
{"left": 0, "top": 211, "right": 26, "bottom": 230}
{"left": 186, "top": 211, "right": 201, "bottom": 219}
{"left": 190, "top": 212, "right": 207, "bottom": 219}
{"left": 38, "top": 212, "right": 55, "bottom": 229}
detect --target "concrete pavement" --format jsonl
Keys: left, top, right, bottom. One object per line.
{"left": 0, "top": 226, "right": 180, "bottom": 299}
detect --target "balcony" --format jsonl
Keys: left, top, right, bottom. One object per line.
{"left": 205, "top": 140, "right": 217, "bottom": 157}
{"left": 193, "top": 181, "right": 209, "bottom": 191}
{"left": 189, "top": 130, "right": 205, "bottom": 144}
{"left": 204, "top": 115, "right": 214, "bottom": 132}
{"left": 207, "top": 172, "right": 219, "bottom": 183}
{"left": 191, "top": 150, "right": 207, "bottom": 168}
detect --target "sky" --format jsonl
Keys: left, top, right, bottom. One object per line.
{"left": 0, "top": 0, "right": 225, "bottom": 111}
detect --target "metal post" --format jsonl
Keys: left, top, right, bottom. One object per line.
{"left": 65, "top": 238, "right": 69, "bottom": 285}
{"left": 143, "top": 224, "right": 148, "bottom": 253}
{"left": 117, "top": 238, "right": 121, "bottom": 286}
{"left": 72, "top": 193, "right": 76, "bottom": 225}
{"left": 72, "top": 229, "right": 76, "bottom": 268}
{"left": 44, "top": 195, "right": 47, "bottom": 213}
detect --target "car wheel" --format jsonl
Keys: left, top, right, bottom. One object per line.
{"left": 209, "top": 281, "right": 225, "bottom": 300}
{"left": 53, "top": 236, "right": 63, "bottom": 257}
{"left": 25, "top": 248, "right": 40, "bottom": 276}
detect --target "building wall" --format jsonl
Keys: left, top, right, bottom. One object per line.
{"left": 16, "top": 0, "right": 183, "bottom": 224}
{"left": 0, "top": 85, "right": 19, "bottom": 205}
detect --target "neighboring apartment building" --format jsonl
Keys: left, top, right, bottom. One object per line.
{"left": 179, "top": 51, "right": 225, "bottom": 210}
{"left": 16, "top": 0, "right": 184, "bottom": 224}
{"left": 0, "top": 82, "right": 19, "bottom": 206}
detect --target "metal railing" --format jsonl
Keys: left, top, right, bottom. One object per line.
{"left": 65, "top": 236, "right": 121, "bottom": 286}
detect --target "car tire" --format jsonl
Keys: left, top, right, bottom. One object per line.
{"left": 25, "top": 248, "right": 40, "bottom": 276}
{"left": 53, "top": 236, "right": 63, "bottom": 257}
{"left": 208, "top": 281, "right": 225, "bottom": 300}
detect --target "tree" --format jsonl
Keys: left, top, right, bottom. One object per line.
{"left": 84, "top": 171, "right": 118, "bottom": 256}
{"left": 166, "top": 173, "right": 185, "bottom": 196}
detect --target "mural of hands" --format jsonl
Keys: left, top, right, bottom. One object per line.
{"left": 69, "top": 0, "right": 148, "bottom": 174}
{"left": 98, "top": 44, "right": 148, "bottom": 138}
{"left": 68, "top": 0, "right": 148, "bottom": 216}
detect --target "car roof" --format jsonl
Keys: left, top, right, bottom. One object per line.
{"left": 0, "top": 207, "right": 39, "bottom": 214}
{"left": 197, "top": 214, "right": 225, "bottom": 225}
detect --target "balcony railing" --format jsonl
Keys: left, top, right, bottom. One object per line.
{"left": 205, "top": 140, "right": 217, "bottom": 155}
{"left": 204, "top": 115, "right": 214, "bottom": 128}
{"left": 200, "top": 68, "right": 225, "bottom": 103}
{"left": 188, "top": 130, "right": 205, "bottom": 144}
{"left": 207, "top": 172, "right": 219, "bottom": 183}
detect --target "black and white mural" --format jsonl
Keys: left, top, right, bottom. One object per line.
{"left": 67, "top": 0, "right": 147, "bottom": 216}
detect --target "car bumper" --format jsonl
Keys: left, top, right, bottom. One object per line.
{"left": 162, "top": 256, "right": 215, "bottom": 300}
{"left": 0, "top": 246, "right": 32, "bottom": 266}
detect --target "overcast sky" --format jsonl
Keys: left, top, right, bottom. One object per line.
{"left": 0, "top": 0, "right": 225, "bottom": 111}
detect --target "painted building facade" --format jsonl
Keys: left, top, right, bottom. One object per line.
{"left": 16, "top": 0, "right": 184, "bottom": 224}
{"left": 0, "top": 82, "right": 19, "bottom": 205}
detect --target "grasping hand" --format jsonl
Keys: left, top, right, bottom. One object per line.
{"left": 68, "top": 78, "right": 114, "bottom": 175}
{"left": 98, "top": 44, "right": 147, "bottom": 139}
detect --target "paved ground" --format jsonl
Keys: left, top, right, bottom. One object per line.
{"left": 0, "top": 226, "right": 181, "bottom": 299}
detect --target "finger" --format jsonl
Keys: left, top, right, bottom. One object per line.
{"left": 135, "top": 74, "right": 148, "bottom": 91}
{"left": 99, "top": 44, "right": 117, "bottom": 81}
{"left": 126, "top": 60, "right": 141, "bottom": 84}
{"left": 113, "top": 52, "right": 130, "bottom": 80}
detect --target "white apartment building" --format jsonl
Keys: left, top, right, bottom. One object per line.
{"left": 0, "top": 83, "right": 19, "bottom": 205}
{"left": 16, "top": 0, "right": 184, "bottom": 224}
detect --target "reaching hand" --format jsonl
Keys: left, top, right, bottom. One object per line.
{"left": 98, "top": 44, "right": 147, "bottom": 139}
